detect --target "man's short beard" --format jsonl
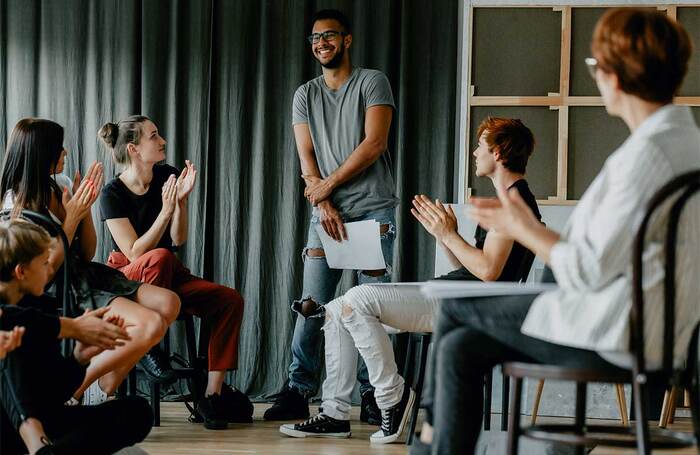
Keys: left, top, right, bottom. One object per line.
{"left": 319, "top": 44, "right": 345, "bottom": 69}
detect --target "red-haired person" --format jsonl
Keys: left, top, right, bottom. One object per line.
{"left": 280, "top": 118, "right": 541, "bottom": 444}
{"left": 98, "top": 116, "right": 251, "bottom": 430}
{"left": 417, "top": 8, "right": 699, "bottom": 454}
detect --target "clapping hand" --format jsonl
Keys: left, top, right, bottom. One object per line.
{"left": 176, "top": 160, "right": 197, "bottom": 202}
{"left": 410, "top": 195, "right": 458, "bottom": 241}
{"left": 161, "top": 175, "right": 178, "bottom": 218}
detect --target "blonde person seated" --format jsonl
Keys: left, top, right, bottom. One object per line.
{"left": 0, "top": 218, "right": 153, "bottom": 455}
{"left": 0, "top": 118, "right": 181, "bottom": 406}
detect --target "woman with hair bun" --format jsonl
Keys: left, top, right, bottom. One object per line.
{"left": 0, "top": 118, "right": 181, "bottom": 407}
{"left": 99, "top": 115, "right": 251, "bottom": 430}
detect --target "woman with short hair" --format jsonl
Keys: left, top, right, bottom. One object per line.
{"left": 413, "top": 8, "right": 699, "bottom": 454}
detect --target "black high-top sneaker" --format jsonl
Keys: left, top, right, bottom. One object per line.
{"left": 263, "top": 385, "right": 310, "bottom": 421}
{"left": 370, "top": 385, "right": 416, "bottom": 444}
{"left": 279, "top": 413, "right": 351, "bottom": 438}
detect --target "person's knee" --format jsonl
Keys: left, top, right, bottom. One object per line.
{"left": 143, "top": 248, "right": 177, "bottom": 270}
{"left": 160, "top": 289, "right": 181, "bottom": 322}
{"left": 343, "top": 285, "right": 375, "bottom": 316}
{"left": 142, "top": 311, "right": 167, "bottom": 344}
{"left": 361, "top": 268, "right": 387, "bottom": 277}
{"left": 304, "top": 247, "right": 325, "bottom": 258}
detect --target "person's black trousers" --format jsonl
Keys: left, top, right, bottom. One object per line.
{"left": 0, "top": 393, "right": 153, "bottom": 455}
{"left": 422, "top": 293, "right": 624, "bottom": 454}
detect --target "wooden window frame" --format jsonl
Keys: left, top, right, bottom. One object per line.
{"left": 464, "top": 4, "right": 700, "bottom": 206}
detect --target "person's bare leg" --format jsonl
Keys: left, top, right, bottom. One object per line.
{"left": 131, "top": 283, "right": 180, "bottom": 325}
{"left": 19, "top": 418, "right": 49, "bottom": 455}
{"left": 420, "top": 422, "right": 434, "bottom": 443}
{"left": 206, "top": 371, "right": 226, "bottom": 396}
{"left": 97, "top": 286, "right": 180, "bottom": 393}
{"left": 73, "top": 298, "right": 167, "bottom": 397}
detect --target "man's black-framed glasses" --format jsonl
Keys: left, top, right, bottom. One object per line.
{"left": 307, "top": 30, "right": 345, "bottom": 44}
{"left": 585, "top": 57, "right": 599, "bottom": 79}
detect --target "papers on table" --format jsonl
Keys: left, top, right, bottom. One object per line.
{"left": 420, "top": 280, "right": 558, "bottom": 299}
{"left": 314, "top": 220, "right": 386, "bottom": 270}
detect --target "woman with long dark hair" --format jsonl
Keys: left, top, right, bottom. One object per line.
{"left": 98, "top": 115, "right": 251, "bottom": 430}
{"left": 0, "top": 118, "right": 181, "bottom": 405}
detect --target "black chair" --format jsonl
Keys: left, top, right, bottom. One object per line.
{"left": 122, "top": 312, "right": 207, "bottom": 426}
{"left": 503, "top": 170, "right": 700, "bottom": 454}
{"left": 404, "top": 331, "right": 431, "bottom": 445}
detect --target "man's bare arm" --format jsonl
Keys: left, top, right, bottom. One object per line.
{"left": 303, "top": 105, "right": 393, "bottom": 205}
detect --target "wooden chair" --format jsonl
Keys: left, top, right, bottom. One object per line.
{"left": 503, "top": 171, "right": 700, "bottom": 454}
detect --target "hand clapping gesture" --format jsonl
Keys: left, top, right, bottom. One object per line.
{"left": 62, "top": 161, "right": 104, "bottom": 224}
{"left": 161, "top": 175, "right": 178, "bottom": 218}
{"left": 410, "top": 194, "right": 458, "bottom": 242}
{"left": 176, "top": 160, "right": 197, "bottom": 203}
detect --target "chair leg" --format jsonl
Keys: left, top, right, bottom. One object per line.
{"left": 530, "top": 379, "right": 545, "bottom": 425}
{"left": 506, "top": 377, "right": 523, "bottom": 455}
{"left": 688, "top": 369, "right": 700, "bottom": 445}
{"left": 406, "top": 335, "right": 430, "bottom": 445}
{"left": 151, "top": 382, "right": 161, "bottom": 427}
{"left": 668, "top": 389, "right": 679, "bottom": 424}
{"left": 614, "top": 383, "right": 629, "bottom": 427}
{"left": 631, "top": 376, "right": 651, "bottom": 455}
{"left": 501, "top": 373, "right": 510, "bottom": 431}
{"left": 484, "top": 370, "right": 493, "bottom": 430}
{"left": 659, "top": 387, "right": 676, "bottom": 428}
{"left": 574, "top": 382, "right": 587, "bottom": 455}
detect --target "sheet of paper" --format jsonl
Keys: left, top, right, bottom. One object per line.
{"left": 314, "top": 220, "right": 386, "bottom": 270}
{"left": 420, "top": 280, "right": 558, "bottom": 299}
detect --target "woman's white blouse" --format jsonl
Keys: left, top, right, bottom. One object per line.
{"left": 521, "top": 105, "right": 700, "bottom": 369}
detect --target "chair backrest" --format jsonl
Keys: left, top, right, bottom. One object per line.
{"left": 629, "top": 170, "right": 700, "bottom": 376}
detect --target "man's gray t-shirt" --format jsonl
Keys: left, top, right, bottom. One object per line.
{"left": 292, "top": 67, "right": 398, "bottom": 218}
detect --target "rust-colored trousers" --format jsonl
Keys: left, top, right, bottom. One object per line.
{"left": 108, "top": 248, "right": 244, "bottom": 371}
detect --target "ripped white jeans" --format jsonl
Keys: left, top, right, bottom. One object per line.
{"left": 321, "top": 284, "right": 439, "bottom": 420}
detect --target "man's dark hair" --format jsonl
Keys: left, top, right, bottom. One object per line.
{"left": 311, "top": 9, "right": 352, "bottom": 34}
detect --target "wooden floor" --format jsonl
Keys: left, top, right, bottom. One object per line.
{"left": 136, "top": 403, "right": 698, "bottom": 454}
{"left": 137, "top": 402, "right": 410, "bottom": 454}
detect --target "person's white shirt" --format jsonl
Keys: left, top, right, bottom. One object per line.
{"left": 521, "top": 105, "right": 700, "bottom": 369}
{"left": 2, "top": 174, "right": 73, "bottom": 222}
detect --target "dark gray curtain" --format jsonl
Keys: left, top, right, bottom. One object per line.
{"left": 0, "top": 0, "right": 458, "bottom": 397}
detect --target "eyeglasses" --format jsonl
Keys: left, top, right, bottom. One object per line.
{"left": 307, "top": 30, "right": 345, "bottom": 44}
{"left": 585, "top": 57, "right": 599, "bottom": 79}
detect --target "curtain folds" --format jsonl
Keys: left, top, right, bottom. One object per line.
{"left": 0, "top": 0, "right": 458, "bottom": 397}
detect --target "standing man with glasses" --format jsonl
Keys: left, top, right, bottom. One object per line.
{"left": 264, "top": 9, "right": 398, "bottom": 423}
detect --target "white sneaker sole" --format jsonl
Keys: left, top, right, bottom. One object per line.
{"left": 279, "top": 424, "right": 351, "bottom": 439}
{"left": 370, "top": 388, "right": 416, "bottom": 444}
